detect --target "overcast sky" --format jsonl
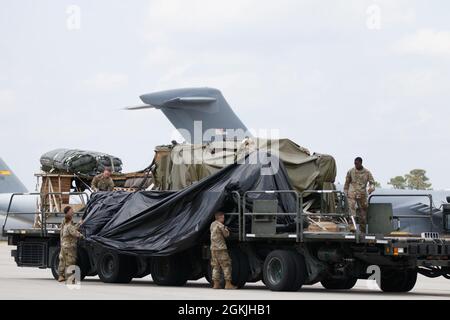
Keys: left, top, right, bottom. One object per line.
{"left": 1, "top": 0, "right": 449, "bottom": 191}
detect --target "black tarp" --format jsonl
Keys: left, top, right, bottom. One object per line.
{"left": 81, "top": 152, "right": 299, "bottom": 256}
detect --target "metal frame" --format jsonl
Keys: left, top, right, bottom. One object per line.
{"left": 368, "top": 193, "right": 435, "bottom": 232}
{"left": 2, "top": 192, "right": 90, "bottom": 237}
{"left": 230, "top": 190, "right": 358, "bottom": 243}
{"left": 224, "top": 191, "right": 242, "bottom": 241}
{"left": 242, "top": 190, "right": 300, "bottom": 241}
{"left": 300, "top": 190, "right": 358, "bottom": 239}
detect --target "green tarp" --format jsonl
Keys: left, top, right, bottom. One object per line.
{"left": 153, "top": 138, "right": 336, "bottom": 193}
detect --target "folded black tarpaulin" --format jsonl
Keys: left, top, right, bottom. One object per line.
{"left": 81, "top": 152, "right": 299, "bottom": 256}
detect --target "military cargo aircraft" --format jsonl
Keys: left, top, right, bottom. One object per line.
{"left": 125, "top": 87, "right": 250, "bottom": 144}
{"left": 1, "top": 87, "right": 449, "bottom": 234}
{"left": 369, "top": 189, "right": 450, "bottom": 234}
{"left": 0, "top": 158, "right": 35, "bottom": 231}
{"left": 126, "top": 87, "right": 450, "bottom": 235}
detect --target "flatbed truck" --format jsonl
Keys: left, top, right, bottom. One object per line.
{"left": 3, "top": 189, "right": 450, "bottom": 292}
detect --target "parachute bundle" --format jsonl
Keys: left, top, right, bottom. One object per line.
{"left": 40, "top": 149, "right": 123, "bottom": 176}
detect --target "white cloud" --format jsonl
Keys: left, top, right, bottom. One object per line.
{"left": 393, "top": 29, "right": 450, "bottom": 56}
{"left": 417, "top": 108, "right": 433, "bottom": 124}
{"left": 141, "top": 0, "right": 420, "bottom": 95}
{"left": 144, "top": 46, "right": 178, "bottom": 67}
{"left": 158, "top": 64, "right": 193, "bottom": 84}
{"left": 0, "top": 89, "right": 17, "bottom": 116}
{"left": 84, "top": 73, "right": 129, "bottom": 91}
{"left": 4, "top": 0, "right": 450, "bottom": 189}
{"left": 384, "top": 69, "right": 449, "bottom": 97}
{"left": 0, "top": 89, "right": 15, "bottom": 106}
{"left": 144, "top": 0, "right": 417, "bottom": 42}
{"left": 378, "top": 2, "right": 416, "bottom": 26}
{"left": 144, "top": 0, "right": 372, "bottom": 43}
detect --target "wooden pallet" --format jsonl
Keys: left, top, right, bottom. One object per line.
{"left": 38, "top": 174, "right": 73, "bottom": 210}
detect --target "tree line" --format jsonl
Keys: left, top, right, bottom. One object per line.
{"left": 387, "top": 169, "right": 432, "bottom": 190}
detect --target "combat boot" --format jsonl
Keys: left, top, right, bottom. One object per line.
{"left": 225, "top": 280, "right": 237, "bottom": 290}
{"left": 57, "top": 276, "right": 65, "bottom": 282}
{"left": 212, "top": 280, "right": 221, "bottom": 289}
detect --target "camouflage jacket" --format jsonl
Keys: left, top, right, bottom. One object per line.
{"left": 91, "top": 173, "right": 114, "bottom": 191}
{"left": 210, "top": 220, "right": 230, "bottom": 250}
{"left": 344, "top": 167, "right": 375, "bottom": 197}
{"left": 60, "top": 220, "right": 82, "bottom": 249}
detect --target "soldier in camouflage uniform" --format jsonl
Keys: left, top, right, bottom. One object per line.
{"left": 58, "top": 206, "right": 84, "bottom": 283}
{"left": 344, "top": 157, "right": 376, "bottom": 233}
{"left": 91, "top": 167, "right": 114, "bottom": 192}
{"left": 210, "top": 211, "right": 237, "bottom": 290}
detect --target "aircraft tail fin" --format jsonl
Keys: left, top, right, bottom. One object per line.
{"left": 0, "top": 158, "right": 28, "bottom": 194}
{"left": 126, "top": 87, "right": 249, "bottom": 144}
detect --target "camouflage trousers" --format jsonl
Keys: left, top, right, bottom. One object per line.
{"left": 348, "top": 194, "right": 368, "bottom": 233}
{"left": 211, "top": 250, "right": 232, "bottom": 281}
{"left": 58, "top": 247, "right": 77, "bottom": 278}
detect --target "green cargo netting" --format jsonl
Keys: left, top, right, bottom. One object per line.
{"left": 40, "top": 149, "right": 123, "bottom": 176}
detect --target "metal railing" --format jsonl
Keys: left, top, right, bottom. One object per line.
{"left": 227, "top": 189, "right": 357, "bottom": 242}
{"left": 300, "top": 190, "right": 357, "bottom": 238}
{"left": 223, "top": 191, "right": 242, "bottom": 241}
{"left": 2, "top": 192, "right": 90, "bottom": 237}
{"left": 242, "top": 190, "right": 300, "bottom": 241}
{"left": 368, "top": 193, "right": 435, "bottom": 232}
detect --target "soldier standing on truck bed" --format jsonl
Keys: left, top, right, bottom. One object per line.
{"left": 58, "top": 206, "right": 84, "bottom": 283}
{"left": 344, "top": 157, "right": 376, "bottom": 233}
{"left": 210, "top": 211, "right": 237, "bottom": 290}
{"left": 91, "top": 167, "right": 114, "bottom": 192}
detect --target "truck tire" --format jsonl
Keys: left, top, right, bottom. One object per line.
{"left": 50, "top": 248, "right": 60, "bottom": 280}
{"left": 380, "top": 268, "right": 417, "bottom": 292}
{"left": 290, "top": 252, "right": 308, "bottom": 291}
{"left": 321, "top": 277, "right": 358, "bottom": 290}
{"left": 150, "top": 255, "right": 189, "bottom": 286}
{"left": 50, "top": 247, "right": 87, "bottom": 281}
{"left": 204, "top": 262, "right": 212, "bottom": 284}
{"left": 205, "top": 248, "right": 250, "bottom": 288}
{"left": 231, "top": 248, "right": 250, "bottom": 288}
{"left": 77, "top": 248, "right": 91, "bottom": 279}
{"left": 263, "top": 250, "right": 298, "bottom": 291}
{"left": 97, "top": 250, "right": 135, "bottom": 283}
{"left": 134, "top": 257, "right": 151, "bottom": 278}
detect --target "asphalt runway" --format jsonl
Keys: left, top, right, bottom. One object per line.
{"left": 1, "top": 242, "right": 450, "bottom": 300}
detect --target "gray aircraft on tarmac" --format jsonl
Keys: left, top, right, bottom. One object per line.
{"left": 126, "top": 87, "right": 450, "bottom": 235}
{"left": 0, "top": 158, "right": 35, "bottom": 231}
{"left": 1, "top": 87, "right": 449, "bottom": 234}
{"left": 125, "top": 87, "right": 250, "bottom": 144}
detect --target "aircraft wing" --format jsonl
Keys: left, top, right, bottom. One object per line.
{"left": 335, "top": 185, "right": 450, "bottom": 234}
{"left": 370, "top": 189, "right": 449, "bottom": 234}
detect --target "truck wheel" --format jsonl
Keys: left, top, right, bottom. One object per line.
{"left": 134, "top": 257, "right": 151, "bottom": 278}
{"left": 50, "top": 248, "right": 60, "bottom": 280}
{"left": 380, "top": 268, "right": 417, "bottom": 292}
{"left": 290, "top": 252, "right": 307, "bottom": 291}
{"left": 204, "top": 261, "right": 212, "bottom": 284}
{"left": 263, "top": 250, "right": 298, "bottom": 291}
{"left": 77, "top": 248, "right": 91, "bottom": 279}
{"left": 231, "top": 248, "right": 250, "bottom": 288}
{"left": 206, "top": 248, "right": 250, "bottom": 288}
{"left": 50, "top": 248, "right": 86, "bottom": 281}
{"left": 150, "top": 256, "right": 188, "bottom": 286}
{"left": 97, "top": 251, "right": 134, "bottom": 283}
{"left": 321, "top": 277, "right": 358, "bottom": 290}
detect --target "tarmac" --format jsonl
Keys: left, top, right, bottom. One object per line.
{"left": 1, "top": 241, "right": 450, "bottom": 300}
